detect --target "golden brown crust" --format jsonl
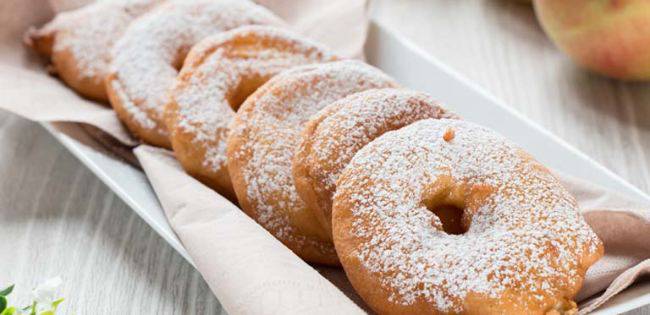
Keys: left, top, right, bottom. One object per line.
{"left": 106, "top": 72, "right": 172, "bottom": 148}
{"left": 24, "top": 26, "right": 54, "bottom": 57}
{"left": 105, "top": 0, "right": 284, "bottom": 148}
{"left": 226, "top": 78, "right": 339, "bottom": 265}
{"left": 54, "top": 47, "right": 108, "bottom": 101}
{"left": 226, "top": 61, "right": 398, "bottom": 265}
{"left": 293, "top": 88, "right": 456, "bottom": 239}
{"left": 332, "top": 119, "right": 603, "bottom": 314}
{"left": 164, "top": 26, "right": 337, "bottom": 202}
{"left": 24, "top": 0, "right": 162, "bottom": 102}
{"left": 26, "top": 20, "right": 109, "bottom": 101}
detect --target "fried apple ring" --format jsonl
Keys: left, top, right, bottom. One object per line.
{"left": 25, "top": 0, "right": 162, "bottom": 101}
{"left": 226, "top": 61, "right": 398, "bottom": 264}
{"left": 333, "top": 118, "right": 603, "bottom": 314}
{"left": 165, "top": 25, "right": 337, "bottom": 202}
{"left": 106, "top": 0, "right": 284, "bottom": 148}
{"left": 293, "top": 88, "right": 457, "bottom": 239}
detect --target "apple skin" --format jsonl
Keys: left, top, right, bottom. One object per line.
{"left": 534, "top": 0, "right": 650, "bottom": 80}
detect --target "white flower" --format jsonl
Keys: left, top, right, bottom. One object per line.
{"left": 31, "top": 276, "right": 63, "bottom": 313}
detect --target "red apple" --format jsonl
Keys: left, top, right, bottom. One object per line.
{"left": 534, "top": 0, "right": 650, "bottom": 80}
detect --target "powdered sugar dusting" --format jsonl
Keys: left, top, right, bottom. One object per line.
{"left": 334, "top": 119, "right": 602, "bottom": 312}
{"left": 110, "top": 78, "right": 157, "bottom": 130}
{"left": 109, "top": 0, "right": 284, "bottom": 131}
{"left": 302, "top": 88, "right": 456, "bottom": 201}
{"left": 171, "top": 25, "right": 336, "bottom": 174}
{"left": 42, "top": 0, "right": 161, "bottom": 81}
{"left": 230, "top": 60, "right": 397, "bottom": 252}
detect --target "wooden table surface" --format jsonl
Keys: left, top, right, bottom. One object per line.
{"left": 1, "top": 0, "right": 648, "bottom": 314}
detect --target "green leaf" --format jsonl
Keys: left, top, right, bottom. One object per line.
{"left": 0, "top": 296, "right": 6, "bottom": 312}
{"left": 0, "top": 306, "right": 16, "bottom": 315}
{"left": 52, "top": 298, "right": 63, "bottom": 310}
{"left": 0, "top": 285, "right": 14, "bottom": 297}
{"left": 38, "top": 311, "right": 54, "bottom": 315}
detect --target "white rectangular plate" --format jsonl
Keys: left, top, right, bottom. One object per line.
{"left": 40, "top": 21, "right": 650, "bottom": 314}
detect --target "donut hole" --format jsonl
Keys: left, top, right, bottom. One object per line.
{"left": 428, "top": 204, "right": 466, "bottom": 235}
{"left": 227, "top": 74, "right": 269, "bottom": 111}
{"left": 172, "top": 46, "right": 191, "bottom": 71}
{"left": 422, "top": 175, "right": 469, "bottom": 235}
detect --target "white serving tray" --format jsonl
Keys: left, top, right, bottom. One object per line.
{"left": 40, "top": 21, "right": 650, "bottom": 314}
